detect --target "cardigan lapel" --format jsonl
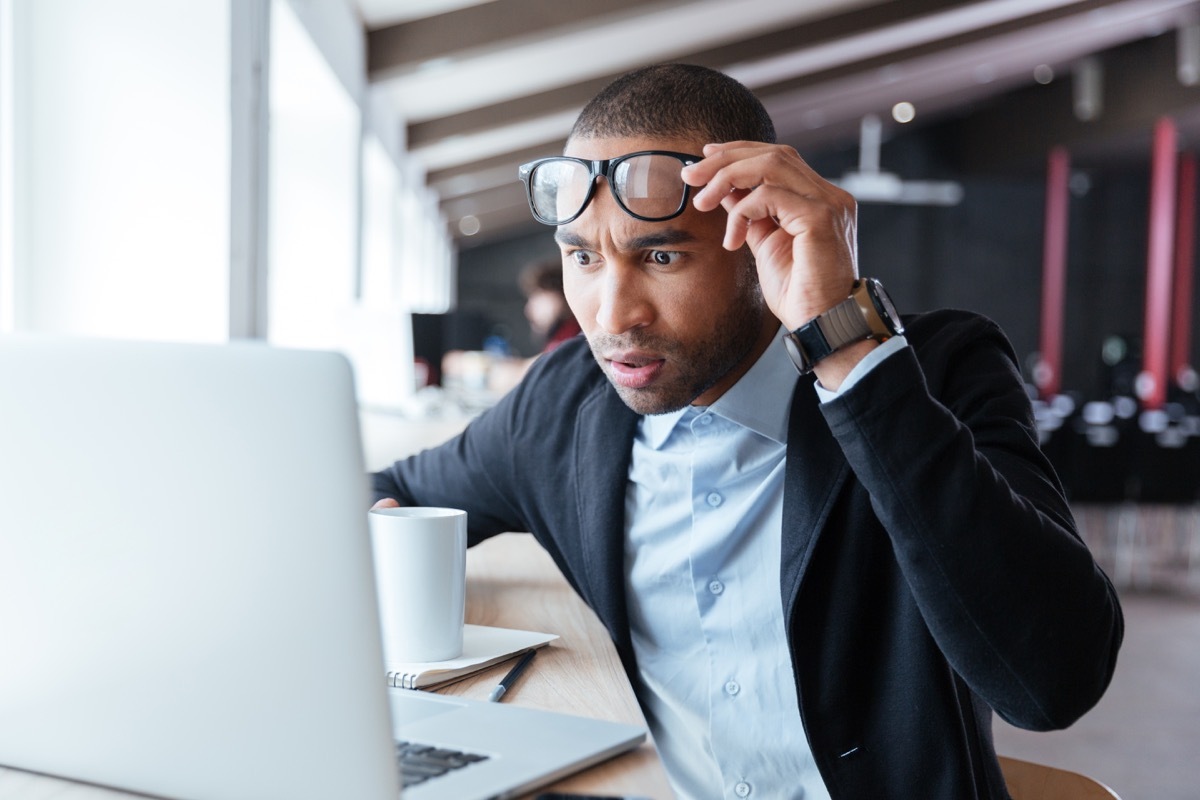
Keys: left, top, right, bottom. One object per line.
{"left": 781, "top": 377, "right": 852, "bottom": 620}
{"left": 572, "top": 383, "right": 640, "bottom": 655}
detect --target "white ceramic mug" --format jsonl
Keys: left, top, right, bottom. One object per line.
{"left": 368, "top": 507, "right": 467, "bottom": 663}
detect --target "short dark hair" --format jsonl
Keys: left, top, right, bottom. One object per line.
{"left": 518, "top": 259, "right": 564, "bottom": 297}
{"left": 569, "top": 63, "right": 776, "bottom": 146}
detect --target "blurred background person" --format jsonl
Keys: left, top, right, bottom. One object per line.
{"left": 519, "top": 259, "right": 581, "bottom": 355}
{"left": 443, "top": 259, "right": 579, "bottom": 397}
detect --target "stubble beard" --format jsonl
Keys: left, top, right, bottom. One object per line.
{"left": 587, "top": 267, "right": 768, "bottom": 416}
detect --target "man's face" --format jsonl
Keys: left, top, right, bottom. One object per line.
{"left": 556, "top": 134, "right": 773, "bottom": 415}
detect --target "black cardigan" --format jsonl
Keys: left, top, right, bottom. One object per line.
{"left": 373, "top": 309, "right": 1123, "bottom": 799}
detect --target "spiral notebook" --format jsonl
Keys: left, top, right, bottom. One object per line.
{"left": 386, "top": 625, "right": 557, "bottom": 689}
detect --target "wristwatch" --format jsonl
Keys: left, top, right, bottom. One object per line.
{"left": 783, "top": 278, "right": 903, "bottom": 374}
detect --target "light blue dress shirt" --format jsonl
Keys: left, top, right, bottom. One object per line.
{"left": 623, "top": 331, "right": 907, "bottom": 800}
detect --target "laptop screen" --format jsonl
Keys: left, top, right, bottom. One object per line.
{"left": 0, "top": 336, "right": 400, "bottom": 799}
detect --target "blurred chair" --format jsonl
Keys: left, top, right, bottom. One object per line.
{"left": 1048, "top": 391, "right": 1200, "bottom": 593}
{"left": 1032, "top": 394, "right": 1076, "bottom": 493}
{"left": 1063, "top": 400, "right": 1136, "bottom": 502}
{"left": 1117, "top": 406, "right": 1200, "bottom": 589}
{"left": 999, "top": 756, "right": 1121, "bottom": 799}
{"left": 1129, "top": 407, "right": 1200, "bottom": 503}
{"left": 1059, "top": 400, "right": 1137, "bottom": 573}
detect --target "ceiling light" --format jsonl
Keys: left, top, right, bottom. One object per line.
{"left": 1073, "top": 57, "right": 1103, "bottom": 121}
{"left": 891, "top": 102, "right": 916, "bottom": 123}
{"left": 1178, "top": 23, "right": 1200, "bottom": 86}
{"left": 458, "top": 215, "right": 481, "bottom": 236}
{"left": 833, "top": 115, "right": 963, "bottom": 206}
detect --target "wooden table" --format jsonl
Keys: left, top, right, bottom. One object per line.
{"left": 0, "top": 533, "right": 672, "bottom": 800}
{"left": 447, "top": 532, "right": 673, "bottom": 799}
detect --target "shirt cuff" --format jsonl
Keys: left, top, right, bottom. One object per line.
{"left": 814, "top": 335, "right": 909, "bottom": 402}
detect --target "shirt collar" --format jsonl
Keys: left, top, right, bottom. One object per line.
{"left": 639, "top": 327, "right": 794, "bottom": 448}
{"left": 709, "top": 326, "right": 793, "bottom": 444}
{"left": 641, "top": 405, "right": 691, "bottom": 450}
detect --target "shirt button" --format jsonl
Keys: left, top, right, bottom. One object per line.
{"left": 735, "top": 781, "right": 752, "bottom": 797}
{"left": 725, "top": 680, "right": 740, "bottom": 696}
{"left": 708, "top": 579, "right": 724, "bottom": 595}
{"left": 705, "top": 491, "right": 723, "bottom": 507}
{"left": 698, "top": 414, "right": 713, "bottom": 425}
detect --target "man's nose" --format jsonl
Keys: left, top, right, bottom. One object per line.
{"left": 594, "top": 263, "right": 653, "bottom": 335}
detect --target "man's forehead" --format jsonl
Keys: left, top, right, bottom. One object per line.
{"left": 563, "top": 133, "right": 705, "bottom": 159}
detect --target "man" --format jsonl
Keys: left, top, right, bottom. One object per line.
{"left": 373, "top": 64, "right": 1122, "bottom": 799}
{"left": 519, "top": 259, "right": 582, "bottom": 355}
{"left": 484, "top": 260, "right": 583, "bottom": 394}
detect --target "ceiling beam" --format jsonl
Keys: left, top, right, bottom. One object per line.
{"left": 403, "top": 0, "right": 1171, "bottom": 172}
{"left": 403, "top": 0, "right": 965, "bottom": 148}
{"left": 960, "top": 31, "right": 1200, "bottom": 170}
{"left": 360, "top": 0, "right": 1200, "bottom": 246}
{"left": 367, "top": 0, "right": 691, "bottom": 76}
{"left": 429, "top": 142, "right": 559, "bottom": 194}
{"left": 376, "top": 0, "right": 885, "bottom": 123}
{"left": 453, "top": 203, "right": 553, "bottom": 248}
{"left": 765, "top": 0, "right": 1200, "bottom": 148}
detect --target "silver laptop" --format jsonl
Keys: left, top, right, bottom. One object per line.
{"left": 0, "top": 334, "right": 644, "bottom": 800}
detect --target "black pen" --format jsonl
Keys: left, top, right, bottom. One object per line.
{"left": 487, "top": 649, "right": 538, "bottom": 702}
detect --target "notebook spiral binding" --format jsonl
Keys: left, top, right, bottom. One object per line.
{"left": 386, "top": 671, "right": 419, "bottom": 690}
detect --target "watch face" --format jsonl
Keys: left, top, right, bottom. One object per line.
{"left": 782, "top": 332, "right": 811, "bottom": 374}
{"left": 866, "top": 278, "right": 904, "bottom": 335}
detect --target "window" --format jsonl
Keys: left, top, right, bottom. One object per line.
{"left": 267, "top": 0, "right": 359, "bottom": 351}
{"left": 1, "top": 0, "right": 230, "bottom": 341}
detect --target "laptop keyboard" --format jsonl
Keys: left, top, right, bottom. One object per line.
{"left": 395, "top": 740, "right": 491, "bottom": 787}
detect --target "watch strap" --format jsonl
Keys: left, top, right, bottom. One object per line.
{"left": 816, "top": 294, "right": 872, "bottom": 349}
{"left": 784, "top": 281, "right": 881, "bottom": 373}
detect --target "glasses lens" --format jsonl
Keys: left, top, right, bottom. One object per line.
{"left": 612, "top": 154, "right": 688, "bottom": 220}
{"left": 530, "top": 159, "right": 592, "bottom": 224}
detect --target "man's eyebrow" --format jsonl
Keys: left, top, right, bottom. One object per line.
{"left": 553, "top": 227, "right": 700, "bottom": 250}
{"left": 626, "top": 229, "right": 698, "bottom": 250}
{"left": 554, "top": 229, "right": 590, "bottom": 248}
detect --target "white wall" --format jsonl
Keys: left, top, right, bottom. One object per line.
{"left": 0, "top": 0, "right": 450, "bottom": 408}
{"left": 7, "top": 0, "right": 230, "bottom": 342}
{"left": 0, "top": 0, "right": 14, "bottom": 331}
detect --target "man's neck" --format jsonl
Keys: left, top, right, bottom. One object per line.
{"left": 690, "top": 313, "right": 781, "bottom": 408}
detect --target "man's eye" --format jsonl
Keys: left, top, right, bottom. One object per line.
{"left": 570, "top": 250, "right": 597, "bottom": 266}
{"left": 648, "top": 250, "right": 679, "bottom": 266}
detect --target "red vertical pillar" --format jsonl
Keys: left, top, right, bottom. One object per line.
{"left": 1038, "top": 147, "right": 1070, "bottom": 398}
{"left": 1141, "top": 117, "right": 1178, "bottom": 410}
{"left": 1171, "top": 152, "right": 1196, "bottom": 386}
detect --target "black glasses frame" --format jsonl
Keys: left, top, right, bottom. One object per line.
{"left": 517, "top": 150, "right": 702, "bottom": 226}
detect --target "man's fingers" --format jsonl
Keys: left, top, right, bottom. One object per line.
{"left": 371, "top": 498, "right": 401, "bottom": 510}
{"left": 721, "top": 184, "right": 803, "bottom": 252}
{"left": 719, "top": 189, "right": 755, "bottom": 249}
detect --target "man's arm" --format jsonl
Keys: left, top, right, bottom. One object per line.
{"left": 683, "top": 140, "right": 873, "bottom": 386}
{"left": 370, "top": 379, "right": 530, "bottom": 547}
{"left": 684, "top": 143, "right": 1121, "bottom": 729}
{"left": 370, "top": 339, "right": 607, "bottom": 552}
{"left": 825, "top": 310, "right": 1122, "bottom": 730}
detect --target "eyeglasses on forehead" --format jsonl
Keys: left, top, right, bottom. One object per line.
{"left": 517, "top": 150, "right": 702, "bottom": 226}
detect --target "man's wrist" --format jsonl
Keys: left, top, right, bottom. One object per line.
{"left": 782, "top": 278, "right": 904, "bottom": 375}
{"left": 813, "top": 335, "right": 909, "bottom": 398}
{"left": 780, "top": 278, "right": 857, "bottom": 332}
{"left": 812, "top": 339, "right": 880, "bottom": 392}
